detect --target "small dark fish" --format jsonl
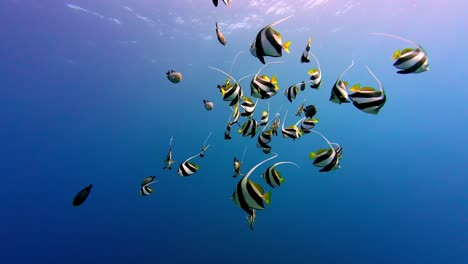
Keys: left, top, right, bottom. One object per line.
{"left": 300, "top": 37, "right": 311, "bottom": 63}
{"left": 303, "top": 105, "right": 317, "bottom": 118}
{"left": 72, "top": 184, "right": 93, "bottom": 207}
{"left": 166, "top": 70, "right": 182, "bottom": 83}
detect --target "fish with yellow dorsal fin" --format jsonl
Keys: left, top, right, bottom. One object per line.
{"left": 301, "top": 37, "right": 312, "bottom": 63}
{"left": 349, "top": 66, "right": 387, "bottom": 115}
{"left": 370, "top": 32, "right": 429, "bottom": 74}
{"left": 250, "top": 16, "right": 293, "bottom": 64}
{"left": 262, "top": 161, "right": 299, "bottom": 188}
{"left": 330, "top": 61, "right": 354, "bottom": 104}
{"left": 177, "top": 152, "right": 200, "bottom": 177}
{"left": 309, "top": 131, "right": 342, "bottom": 172}
{"left": 231, "top": 153, "right": 278, "bottom": 216}
{"left": 250, "top": 61, "right": 283, "bottom": 99}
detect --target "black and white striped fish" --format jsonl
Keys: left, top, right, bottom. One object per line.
{"left": 309, "top": 130, "right": 342, "bottom": 172}
{"left": 281, "top": 110, "right": 303, "bottom": 140}
{"left": 212, "top": 0, "right": 231, "bottom": 7}
{"left": 349, "top": 66, "right": 387, "bottom": 115}
{"left": 177, "top": 153, "right": 200, "bottom": 176}
{"left": 300, "top": 37, "right": 311, "bottom": 63}
{"left": 238, "top": 118, "right": 258, "bottom": 138}
{"left": 240, "top": 96, "right": 258, "bottom": 118}
{"left": 330, "top": 60, "right": 354, "bottom": 104}
{"left": 257, "top": 122, "right": 273, "bottom": 154}
{"left": 250, "top": 16, "right": 292, "bottom": 64}
{"left": 284, "top": 83, "right": 300, "bottom": 103}
{"left": 231, "top": 153, "right": 277, "bottom": 215}
{"left": 259, "top": 101, "right": 270, "bottom": 126}
{"left": 250, "top": 61, "right": 282, "bottom": 99}
{"left": 232, "top": 102, "right": 241, "bottom": 124}
{"left": 300, "top": 117, "right": 318, "bottom": 134}
{"left": 139, "top": 176, "right": 159, "bottom": 196}
{"left": 308, "top": 52, "right": 322, "bottom": 89}
{"left": 370, "top": 33, "right": 429, "bottom": 74}
{"left": 262, "top": 161, "right": 299, "bottom": 188}
{"left": 163, "top": 136, "right": 176, "bottom": 170}
{"left": 215, "top": 22, "right": 227, "bottom": 46}
{"left": 210, "top": 66, "right": 251, "bottom": 106}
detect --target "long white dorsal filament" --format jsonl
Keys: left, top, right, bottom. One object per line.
{"left": 202, "top": 131, "right": 212, "bottom": 147}
{"left": 268, "top": 15, "right": 294, "bottom": 28}
{"left": 369, "top": 32, "right": 419, "bottom": 48}
{"left": 255, "top": 61, "right": 284, "bottom": 77}
{"left": 245, "top": 153, "right": 278, "bottom": 180}
{"left": 309, "top": 52, "right": 321, "bottom": 71}
{"left": 271, "top": 161, "right": 300, "bottom": 170}
{"left": 365, "top": 65, "right": 384, "bottom": 92}
{"left": 311, "top": 130, "right": 334, "bottom": 150}
{"left": 229, "top": 51, "right": 244, "bottom": 76}
{"left": 339, "top": 60, "right": 355, "bottom": 81}
{"left": 209, "top": 66, "right": 238, "bottom": 84}
{"left": 241, "top": 145, "right": 247, "bottom": 163}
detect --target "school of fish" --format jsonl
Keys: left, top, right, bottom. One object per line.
{"left": 73, "top": 1, "right": 429, "bottom": 231}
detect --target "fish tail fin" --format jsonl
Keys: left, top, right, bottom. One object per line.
{"left": 263, "top": 191, "right": 272, "bottom": 205}
{"left": 283, "top": 41, "right": 292, "bottom": 53}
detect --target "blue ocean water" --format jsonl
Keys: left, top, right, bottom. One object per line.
{"left": 1, "top": 0, "right": 467, "bottom": 263}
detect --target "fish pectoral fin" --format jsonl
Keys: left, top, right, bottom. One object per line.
{"left": 283, "top": 41, "right": 292, "bottom": 53}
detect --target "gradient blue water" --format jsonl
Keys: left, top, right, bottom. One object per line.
{"left": 1, "top": 1, "right": 467, "bottom": 263}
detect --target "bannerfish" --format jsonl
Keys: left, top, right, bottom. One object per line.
{"left": 166, "top": 70, "right": 182, "bottom": 83}
{"left": 250, "top": 16, "right": 293, "bottom": 64}
{"left": 246, "top": 209, "right": 256, "bottom": 231}
{"left": 199, "top": 132, "right": 212, "bottom": 158}
{"left": 370, "top": 32, "right": 429, "bottom": 74}
{"left": 296, "top": 100, "right": 305, "bottom": 116}
{"left": 72, "top": 184, "right": 93, "bottom": 207}
{"left": 330, "top": 60, "right": 354, "bottom": 104}
{"left": 281, "top": 110, "right": 303, "bottom": 140}
{"left": 213, "top": 0, "right": 231, "bottom": 7}
{"left": 307, "top": 52, "right": 322, "bottom": 89}
{"left": 260, "top": 101, "right": 270, "bottom": 126}
{"left": 163, "top": 136, "right": 176, "bottom": 170}
{"left": 139, "top": 176, "right": 159, "bottom": 196}
{"left": 300, "top": 118, "right": 318, "bottom": 134}
{"left": 349, "top": 66, "right": 387, "bottom": 115}
{"left": 309, "top": 130, "right": 342, "bottom": 172}
{"left": 240, "top": 96, "right": 258, "bottom": 118}
{"left": 210, "top": 66, "right": 252, "bottom": 106}
{"left": 300, "top": 37, "right": 312, "bottom": 63}
{"left": 250, "top": 61, "right": 283, "bottom": 99}
{"left": 215, "top": 22, "right": 227, "bottom": 46}
{"left": 238, "top": 118, "right": 258, "bottom": 138}
{"left": 177, "top": 152, "right": 200, "bottom": 177}
{"left": 231, "top": 153, "right": 277, "bottom": 215}
{"left": 262, "top": 161, "right": 299, "bottom": 188}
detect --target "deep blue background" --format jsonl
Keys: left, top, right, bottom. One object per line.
{"left": 1, "top": 0, "right": 466, "bottom": 263}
